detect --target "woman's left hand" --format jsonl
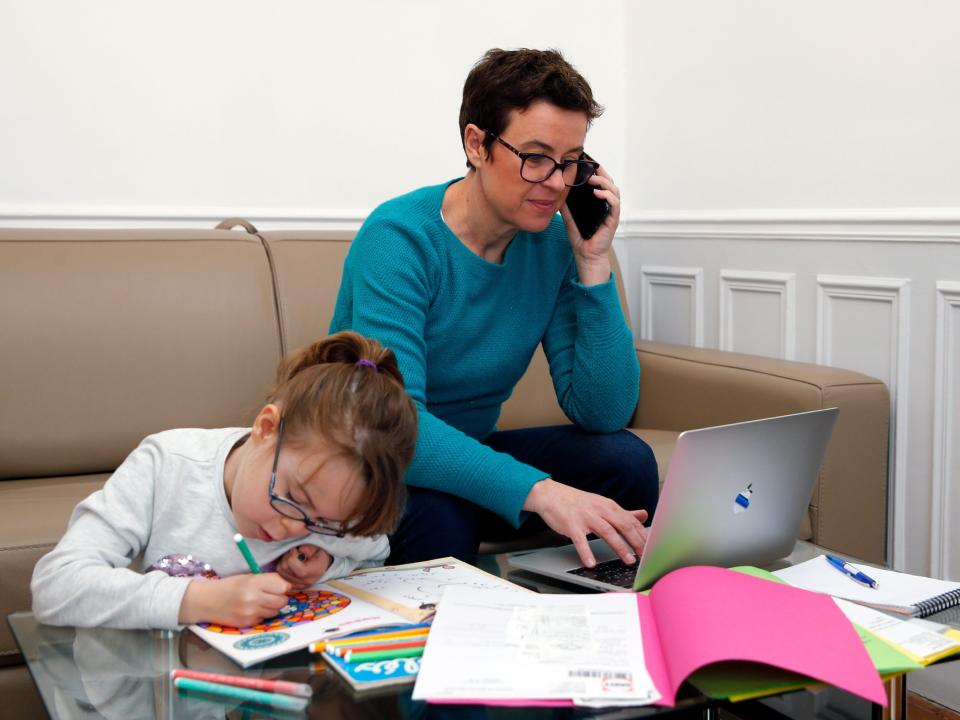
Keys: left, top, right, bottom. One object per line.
{"left": 275, "top": 545, "right": 333, "bottom": 590}
{"left": 559, "top": 165, "right": 621, "bottom": 286}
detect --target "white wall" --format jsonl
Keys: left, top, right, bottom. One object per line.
{"left": 0, "top": 0, "right": 625, "bottom": 226}
{"left": 624, "top": 0, "right": 960, "bottom": 211}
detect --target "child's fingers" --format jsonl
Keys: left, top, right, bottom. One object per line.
{"left": 257, "top": 572, "right": 291, "bottom": 595}
{"left": 295, "top": 545, "right": 319, "bottom": 562}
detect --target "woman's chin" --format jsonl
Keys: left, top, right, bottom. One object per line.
{"left": 516, "top": 212, "right": 557, "bottom": 234}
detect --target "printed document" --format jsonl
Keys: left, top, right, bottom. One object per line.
{"left": 412, "top": 586, "right": 659, "bottom": 704}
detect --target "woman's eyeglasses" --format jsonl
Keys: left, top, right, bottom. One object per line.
{"left": 267, "top": 418, "right": 345, "bottom": 537}
{"left": 487, "top": 132, "right": 599, "bottom": 187}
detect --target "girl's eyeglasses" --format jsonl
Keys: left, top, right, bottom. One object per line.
{"left": 267, "top": 418, "right": 345, "bottom": 537}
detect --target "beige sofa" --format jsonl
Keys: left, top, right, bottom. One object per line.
{"left": 0, "top": 223, "right": 889, "bottom": 714}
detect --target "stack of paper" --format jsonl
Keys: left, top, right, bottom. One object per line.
{"left": 833, "top": 599, "right": 960, "bottom": 666}
{"left": 413, "top": 566, "right": 887, "bottom": 708}
{"left": 413, "top": 586, "right": 658, "bottom": 706}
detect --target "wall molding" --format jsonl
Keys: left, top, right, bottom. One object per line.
{"left": 620, "top": 208, "right": 960, "bottom": 243}
{"left": 816, "top": 274, "right": 911, "bottom": 569}
{"left": 719, "top": 270, "right": 797, "bottom": 360}
{"left": 638, "top": 265, "right": 705, "bottom": 347}
{"left": 0, "top": 205, "right": 368, "bottom": 230}
{"left": 932, "top": 281, "right": 960, "bottom": 579}
{"left": 5, "top": 206, "right": 960, "bottom": 240}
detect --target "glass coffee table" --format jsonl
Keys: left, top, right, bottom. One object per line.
{"left": 9, "top": 543, "right": 958, "bottom": 720}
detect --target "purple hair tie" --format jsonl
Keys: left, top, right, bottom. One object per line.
{"left": 355, "top": 359, "right": 379, "bottom": 372}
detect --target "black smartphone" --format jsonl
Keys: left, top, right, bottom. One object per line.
{"left": 565, "top": 163, "right": 610, "bottom": 240}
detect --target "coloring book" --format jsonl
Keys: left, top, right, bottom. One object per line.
{"left": 189, "top": 557, "right": 527, "bottom": 667}
{"left": 188, "top": 585, "right": 412, "bottom": 668}
{"left": 327, "top": 556, "right": 528, "bottom": 622}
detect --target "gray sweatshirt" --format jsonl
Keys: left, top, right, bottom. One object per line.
{"left": 31, "top": 427, "right": 389, "bottom": 630}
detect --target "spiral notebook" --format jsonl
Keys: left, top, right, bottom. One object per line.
{"left": 774, "top": 555, "right": 960, "bottom": 618}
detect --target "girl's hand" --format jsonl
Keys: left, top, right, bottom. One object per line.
{"left": 559, "top": 165, "right": 621, "bottom": 287}
{"left": 179, "top": 573, "right": 291, "bottom": 627}
{"left": 276, "top": 545, "right": 333, "bottom": 590}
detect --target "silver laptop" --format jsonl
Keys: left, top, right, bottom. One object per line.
{"left": 508, "top": 408, "right": 838, "bottom": 592}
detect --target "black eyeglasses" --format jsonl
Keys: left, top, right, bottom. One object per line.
{"left": 268, "top": 418, "right": 345, "bottom": 537}
{"left": 487, "top": 132, "right": 599, "bottom": 187}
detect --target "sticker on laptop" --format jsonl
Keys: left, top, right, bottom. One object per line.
{"left": 734, "top": 483, "right": 753, "bottom": 513}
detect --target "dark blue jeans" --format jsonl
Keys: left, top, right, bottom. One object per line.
{"left": 386, "top": 425, "right": 659, "bottom": 566}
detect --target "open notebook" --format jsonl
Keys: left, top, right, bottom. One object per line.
{"left": 774, "top": 555, "right": 960, "bottom": 618}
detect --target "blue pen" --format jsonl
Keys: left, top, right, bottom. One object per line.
{"left": 826, "top": 554, "right": 879, "bottom": 589}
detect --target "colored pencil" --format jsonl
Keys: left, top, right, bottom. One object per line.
{"left": 344, "top": 645, "right": 425, "bottom": 663}
{"left": 174, "top": 677, "right": 308, "bottom": 712}
{"left": 319, "top": 633, "right": 430, "bottom": 655}
{"left": 233, "top": 533, "right": 261, "bottom": 574}
{"left": 309, "top": 624, "right": 431, "bottom": 654}
{"left": 329, "top": 638, "right": 427, "bottom": 657}
{"left": 325, "top": 631, "right": 430, "bottom": 654}
{"left": 170, "top": 669, "right": 312, "bottom": 698}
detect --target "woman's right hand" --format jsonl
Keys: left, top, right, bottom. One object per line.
{"left": 179, "top": 573, "right": 291, "bottom": 627}
{"left": 522, "top": 478, "right": 648, "bottom": 569}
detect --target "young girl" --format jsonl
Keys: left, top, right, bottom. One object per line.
{"left": 31, "top": 331, "right": 418, "bottom": 630}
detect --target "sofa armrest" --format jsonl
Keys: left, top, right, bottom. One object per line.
{"left": 631, "top": 341, "right": 889, "bottom": 563}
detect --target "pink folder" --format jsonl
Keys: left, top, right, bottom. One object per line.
{"left": 639, "top": 566, "right": 886, "bottom": 706}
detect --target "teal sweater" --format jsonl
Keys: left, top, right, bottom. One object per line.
{"left": 330, "top": 180, "right": 640, "bottom": 526}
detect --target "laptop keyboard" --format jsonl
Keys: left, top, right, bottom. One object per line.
{"left": 567, "top": 558, "right": 636, "bottom": 588}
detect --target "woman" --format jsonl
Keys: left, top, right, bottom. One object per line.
{"left": 331, "top": 48, "right": 659, "bottom": 569}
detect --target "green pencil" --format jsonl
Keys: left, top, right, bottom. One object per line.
{"left": 344, "top": 645, "right": 425, "bottom": 663}
{"left": 233, "top": 533, "right": 261, "bottom": 574}
{"left": 174, "top": 677, "right": 307, "bottom": 711}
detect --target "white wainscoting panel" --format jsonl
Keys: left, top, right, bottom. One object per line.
{"left": 719, "top": 270, "right": 796, "bottom": 360}
{"left": 638, "top": 266, "right": 704, "bottom": 347}
{"left": 816, "top": 274, "right": 911, "bottom": 568}
{"left": 932, "top": 281, "right": 960, "bottom": 580}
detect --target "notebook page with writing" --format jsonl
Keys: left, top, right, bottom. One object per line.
{"left": 774, "top": 555, "right": 960, "bottom": 617}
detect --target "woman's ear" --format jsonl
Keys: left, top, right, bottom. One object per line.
{"left": 463, "top": 123, "right": 489, "bottom": 168}
{"left": 251, "top": 404, "right": 282, "bottom": 443}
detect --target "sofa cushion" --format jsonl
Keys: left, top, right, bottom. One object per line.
{"left": 0, "top": 229, "right": 282, "bottom": 479}
{"left": 0, "top": 474, "right": 108, "bottom": 660}
{"left": 0, "top": 666, "right": 46, "bottom": 718}
{"left": 260, "top": 230, "right": 353, "bottom": 355}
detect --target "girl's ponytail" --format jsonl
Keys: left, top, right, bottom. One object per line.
{"left": 276, "top": 332, "right": 404, "bottom": 386}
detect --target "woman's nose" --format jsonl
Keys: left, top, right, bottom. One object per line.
{"left": 545, "top": 167, "right": 566, "bottom": 192}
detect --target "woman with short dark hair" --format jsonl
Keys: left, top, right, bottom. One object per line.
{"left": 331, "top": 47, "right": 659, "bottom": 569}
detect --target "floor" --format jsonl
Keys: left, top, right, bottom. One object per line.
{"left": 909, "top": 692, "right": 960, "bottom": 720}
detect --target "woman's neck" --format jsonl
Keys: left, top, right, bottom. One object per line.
{"left": 442, "top": 173, "right": 515, "bottom": 263}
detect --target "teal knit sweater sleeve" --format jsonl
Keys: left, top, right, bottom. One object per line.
{"left": 542, "top": 271, "right": 640, "bottom": 432}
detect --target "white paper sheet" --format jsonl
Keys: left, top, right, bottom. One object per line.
{"left": 412, "top": 586, "right": 659, "bottom": 704}
{"left": 833, "top": 598, "right": 960, "bottom": 662}
{"left": 774, "top": 555, "right": 960, "bottom": 613}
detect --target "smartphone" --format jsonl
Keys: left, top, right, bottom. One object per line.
{"left": 565, "top": 162, "right": 610, "bottom": 240}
